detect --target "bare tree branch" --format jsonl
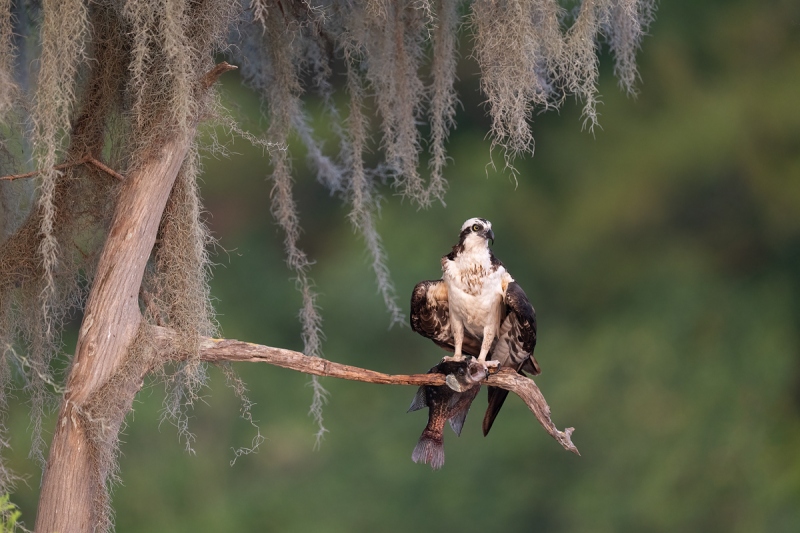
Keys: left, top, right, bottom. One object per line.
{"left": 0, "top": 155, "right": 125, "bottom": 181}
{"left": 201, "top": 61, "right": 237, "bottom": 89}
{"left": 150, "top": 326, "right": 580, "bottom": 456}
{"left": 85, "top": 156, "right": 126, "bottom": 181}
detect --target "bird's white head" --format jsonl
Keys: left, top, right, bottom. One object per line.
{"left": 457, "top": 217, "right": 495, "bottom": 251}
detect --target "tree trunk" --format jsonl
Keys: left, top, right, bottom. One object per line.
{"left": 34, "top": 135, "right": 191, "bottom": 532}
{"left": 34, "top": 62, "right": 235, "bottom": 532}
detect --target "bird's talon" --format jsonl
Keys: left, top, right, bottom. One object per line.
{"left": 466, "top": 360, "right": 488, "bottom": 382}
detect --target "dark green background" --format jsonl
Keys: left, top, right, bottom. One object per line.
{"left": 7, "top": 0, "right": 800, "bottom": 530}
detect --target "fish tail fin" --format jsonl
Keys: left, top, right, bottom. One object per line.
{"left": 412, "top": 430, "right": 445, "bottom": 470}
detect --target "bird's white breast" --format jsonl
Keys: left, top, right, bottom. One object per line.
{"left": 442, "top": 246, "right": 507, "bottom": 337}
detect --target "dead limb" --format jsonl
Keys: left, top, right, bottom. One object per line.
{"left": 0, "top": 155, "right": 125, "bottom": 182}
{"left": 85, "top": 156, "right": 126, "bottom": 181}
{"left": 150, "top": 326, "right": 580, "bottom": 456}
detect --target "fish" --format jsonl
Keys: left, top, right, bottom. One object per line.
{"left": 408, "top": 359, "right": 488, "bottom": 469}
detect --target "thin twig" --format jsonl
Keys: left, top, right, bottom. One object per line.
{"left": 0, "top": 155, "right": 126, "bottom": 182}
{"left": 0, "top": 169, "right": 45, "bottom": 181}
{"left": 2, "top": 62, "right": 235, "bottom": 183}
{"left": 0, "top": 156, "right": 89, "bottom": 181}
{"left": 149, "top": 326, "right": 579, "bottom": 455}
{"left": 201, "top": 61, "right": 237, "bottom": 89}
{"left": 86, "top": 156, "right": 125, "bottom": 181}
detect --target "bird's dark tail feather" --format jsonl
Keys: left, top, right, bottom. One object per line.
{"left": 482, "top": 386, "right": 510, "bottom": 436}
{"left": 412, "top": 431, "right": 445, "bottom": 470}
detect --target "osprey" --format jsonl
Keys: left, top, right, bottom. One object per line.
{"left": 410, "top": 217, "right": 539, "bottom": 435}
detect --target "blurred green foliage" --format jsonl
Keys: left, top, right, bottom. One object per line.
{"left": 0, "top": 494, "right": 21, "bottom": 533}
{"left": 6, "top": 0, "right": 800, "bottom": 531}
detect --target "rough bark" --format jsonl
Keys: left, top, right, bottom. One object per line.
{"left": 34, "top": 134, "right": 191, "bottom": 532}
{"left": 34, "top": 62, "right": 237, "bottom": 533}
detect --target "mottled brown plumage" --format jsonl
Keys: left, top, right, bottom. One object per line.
{"left": 411, "top": 218, "right": 539, "bottom": 436}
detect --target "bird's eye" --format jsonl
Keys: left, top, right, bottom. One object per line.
{"left": 472, "top": 224, "right": 480, "bottom": 232}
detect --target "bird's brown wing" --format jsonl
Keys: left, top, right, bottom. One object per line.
{"left": 483, "top": 281, "right": 539, "bottom": 436}
{"left": 492, "top": 281, "right": 538, "bottom": 373}
{"left": 410, "top": 280, "right": 482, "bottom": 356}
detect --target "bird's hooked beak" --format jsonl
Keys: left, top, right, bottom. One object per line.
{"left": 487, "top": 228, "right": 495, "bottom": 246}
